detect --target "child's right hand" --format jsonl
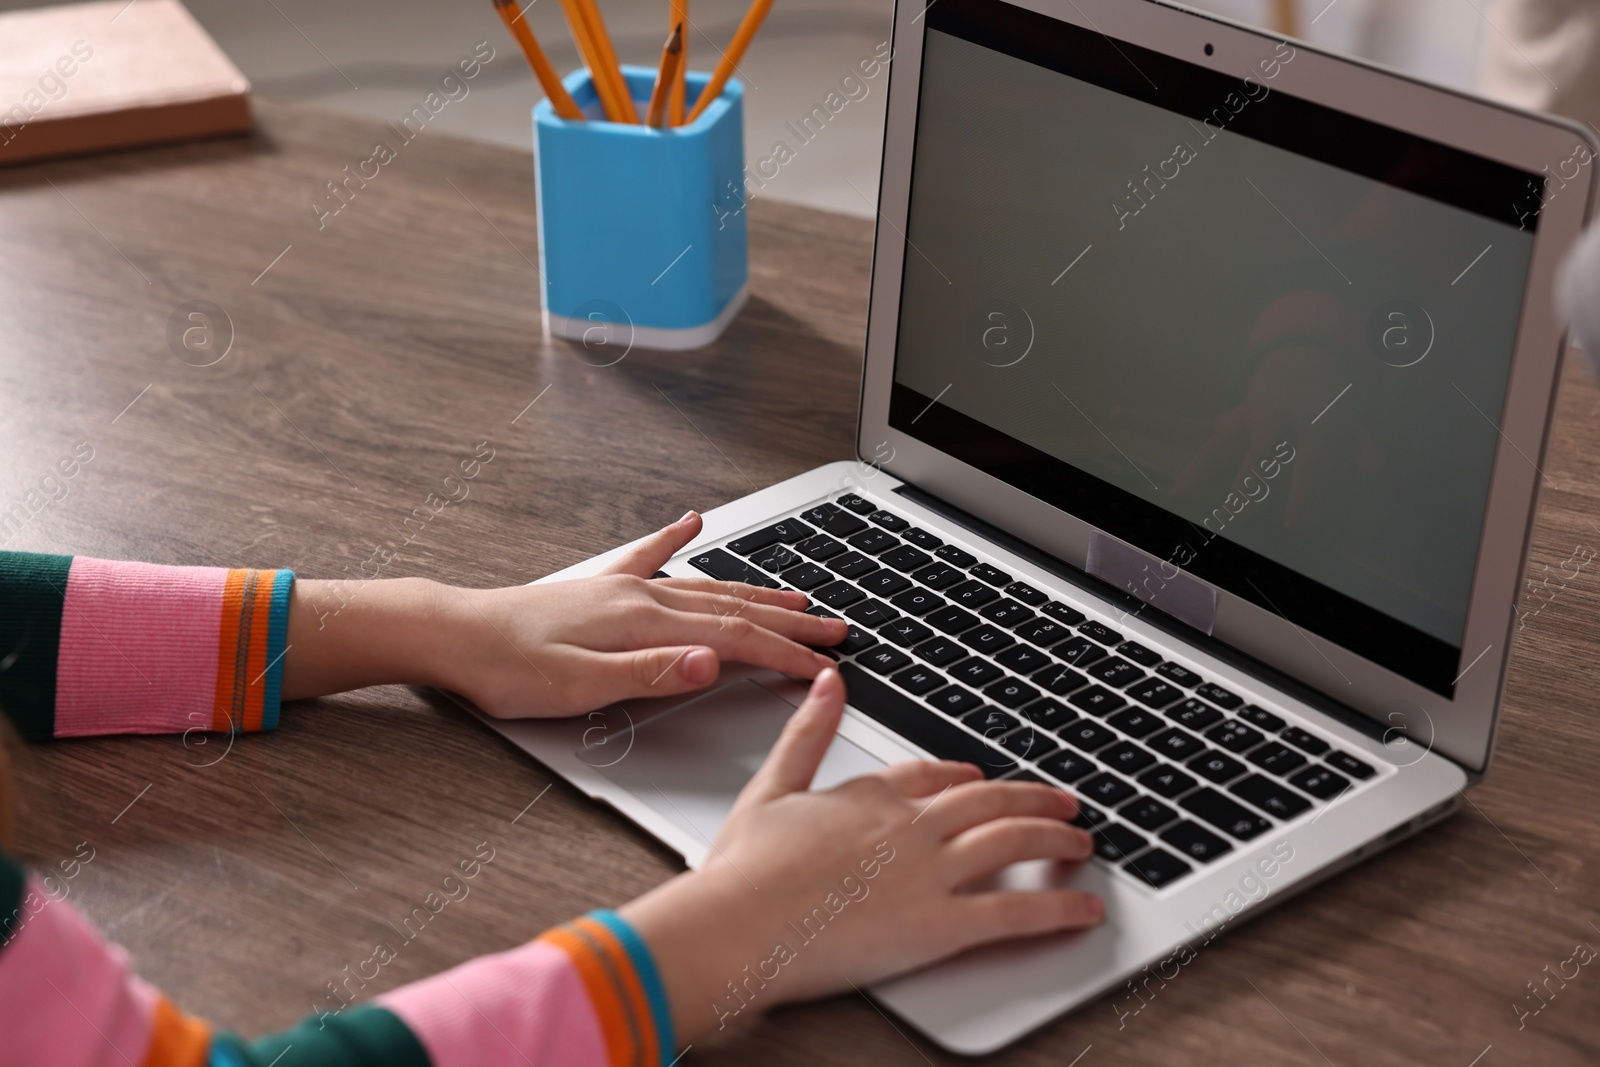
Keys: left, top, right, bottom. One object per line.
{"left": 619, "top": 666, "right": 1103, "bottom": 1042}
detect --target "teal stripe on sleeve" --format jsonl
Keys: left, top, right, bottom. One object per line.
{"left": 259, "top": 570, "right": 295, "bottom": 731}
{"left": 209, "top": 1004, "right": 431, "bottom": 1067}
{"left": 0, "top": 551, "right": 74, "bottom": 741}
{"left": 591, "top": 908, "right": 677, "bottom": 1065}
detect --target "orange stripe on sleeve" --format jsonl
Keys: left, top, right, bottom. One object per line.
{"left": 210, "top": 569, "right": 249, "bottom": 732}
{"left": 540, "top": 926, "right": 640, "bottom": 1067}
{"left": 572, "top": 916, "right": 659, "bottom": 1067}
{"left": 138, "top": 996, "right": 211, "bottom": 1067}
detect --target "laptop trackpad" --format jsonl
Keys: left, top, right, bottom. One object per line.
{"left": 591, "top": 676, "right": 884, "bottom": 858}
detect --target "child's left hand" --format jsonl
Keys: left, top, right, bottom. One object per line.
{"left": 284, "top": 511, "right": 847, "bottom": 718}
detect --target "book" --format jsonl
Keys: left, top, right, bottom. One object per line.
{"left": 0, "top": 0, "right": 251, "bottom": 167}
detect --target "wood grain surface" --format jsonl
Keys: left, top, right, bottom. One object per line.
{"left": 4, "top": 99, "right": 1599, "bottom": 1065}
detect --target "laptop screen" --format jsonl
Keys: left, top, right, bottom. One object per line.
{"left": 887, "top": 0, "right": 1545, "bottom": 697}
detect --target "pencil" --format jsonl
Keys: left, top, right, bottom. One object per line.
{"left": 669, "top": 0, "right": 688, "bottom": 125}
{"left": 646, "top": 23, "right": 685, "bottom": 128}
{"left": 577, "top": 0, "right": 639, "bottom": 123}
{"left": 686, "top": 0, "right": 772, "bottom": 123}
{"left": 557, "top": 0, "right": 631, "bottom": 122}
{"left": 493, "top": 0, "right": 585, "bottom": 121}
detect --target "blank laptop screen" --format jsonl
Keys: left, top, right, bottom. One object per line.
{"left": 888, "top": 0, "right": 1547, "bottom": 696}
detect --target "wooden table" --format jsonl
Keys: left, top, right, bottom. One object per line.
{"left": 6, "top": 100, "right": 1600, "bottom": 1065}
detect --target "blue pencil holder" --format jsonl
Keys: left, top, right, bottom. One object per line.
{"left": 534, "top": 67, "right": 749, "bottom": 352}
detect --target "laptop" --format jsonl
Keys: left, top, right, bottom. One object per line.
{"left": 471, "top": 0, "right": 1596, "bottom": 1053}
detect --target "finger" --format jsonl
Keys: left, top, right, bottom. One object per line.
{"left": 586, "top": 645, "right": 722, "bottom": 702}
{"left": 600, "top": 511, "right": 703, "bottom": 578}
{"left": 742, "top": 667, "right": 846, "bottom": 803}
{"left": 921, "top": 780, "right": 1078, "bottom": 840}
{"left": 957, "top": 888, "right": 1105, "bottom": 946}
{"left": 944, "top": 817, "right": 1094, "bottom": 885}
{"left": 876, "top": 759, "right": 982, "bottom": 799}
{"left": 651, "top": 577, "right": 809, "bottom": 611}
{"left": 664, "top": 611, "right": 840, "bottom": 678}
{"left": 652, "top": 588, "right": 846, "bottom": 645}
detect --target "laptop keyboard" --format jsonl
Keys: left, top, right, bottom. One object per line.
{"left": 687, "top": 493, "right": 1381, "bottom": 891}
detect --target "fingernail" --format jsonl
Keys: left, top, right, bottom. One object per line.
{"left": 1074, "top": 828, "right": 1095, "bottom": 852}
{"left": 683, "top": 648, "right": 717, "bottom": 682}
{"left": 1087, "top": 895, "right": 1106, "bottom": 922}
{"left": 813, "top": 665, "right": 840, "bottom": 692}
{"left": 678, "top": 510, "right": 697, "bottom": 524}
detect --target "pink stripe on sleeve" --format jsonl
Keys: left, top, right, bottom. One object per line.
{"left": 0, "top": 878, "right": 161, "bottom": 1066}
{"left": 377, "top": 939, "right": 612, "bottom": 1067}
{"left": 54, "top": 557, "right": 228, "bottom": 737}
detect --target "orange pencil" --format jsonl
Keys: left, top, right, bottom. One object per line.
{"left": 646, "top": 24, "right": 685, "bottom": 128}
{"left": 686, "top": 0, "right": 772, "bottom": 123}
{"left": 493, "top": 0, "right": 584, "bottom": 121}
{"left": 669, "top": 0, "right": 688, "bottom": 125}
{"left": 558, "top": 0, "right": 630, "bottom": 122}
{"left": 577, "top": 0, "right": 639, "bottom": 123}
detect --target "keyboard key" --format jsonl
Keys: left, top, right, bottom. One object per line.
{"left": 772, "top": 517, "right": 816, "bottom": 542}
{"left": 837, "top": 625, "right": 878, "bottom": 655}
{"left": 1121, "top": 795, "right": 1179, "bottom": 831}
{"left": 1238, "top": 705, "right": 1286, "bottom": 732}
{"left": 1003, "top": 768, "right": 1046, "bottom": 784}
{"left": 1188, "top": 749, "right": 1247, "bottom": 784}
{"left": 827, "top": 552, "right": 879, "bottom": 580}
{"left": 839, "top": 664, "right": 1015, "bottom": 777}
{"left": 1014, "top": 617, "right": 1071, "bottom": 648}
{"left": 901, "top": 526, "right": 942, "bottom": 550}
{"left": 1326, "top": 750, "right": 1376, "bottom": 779}
{"left": 1060, "top": 720, "right": 1118, "bottom": 754}
{"left": 796, "top": 534, "right": 847, "bottom": 561}
{"left": 728, "top": 525, "right": 789, "bottom": 555}
{"left": 1155, "top": 662, "right": 1202, "bottom": 687}
{"left": 915, "top": 636, "right": 967, "bottom": 667}
{"left": 1041, "top": 601, "right": 1087, "bottom": 625}
{"left": 1086, "top": 657, "right": 1144, "bottom": 689}
{"left": 984, "top": 677, "right": 1039, "bottom": 709}
{"left": 1094, "top": 822, "right": 1148, "bottom": 862}
{"left": 995, "top": 644, "right": 1051, "bottom": 674}
{"left": 1039, "top": 750, "right": 1098, "bottom": 784}
{"left": 1033, "top": 663, "right": 1089, "bottom": 696}
{"left": 1124, "top": 848, "right": 1193, "bottom": 888}
{"left": 926, "top": 685, "right": 983, "bottom": 717}
{"left": 998, "top": 726, "right": 1060, "bottom": 761}
{"left": 1081, "top": 773, "right": 1137, "bottom": 806}
{"left": 934, "top": 544, "right": 978, "bottom": 568}
{"left": 1232, "top": 774, "right": 1312, "bottom": 819}
{"left": 859, "top": 646, "right": 912, "bottom": 676}
{"left": 1054, "top": 637, "right": 1107, "bottom": 668}
{"left": 845, "top": 599, "right": 898, "bottom": 628}
{"left": 815, "top": 581, "right": 865, "bottom": 609}
{"left": 1247, "top": 742, "right": 1307, "bottom": 777}
{"left": 782, "top": 563, "right": 832, "bottom": 590}
{"left": 1107, "top": 707, "right": 1163, "bottom": 738}
{"left": 688, "top": 548, "right": 780, "bottom": 588}
{"left": 869, "top": 509, "right": 909, "bottom": 532}
{"left": 950, "top": 658, "right": 1004, "bottom": 687}
{"left": 963, "top": 705, "right": 1022, "bottom": 739}
{"left": 881, "top": 618, "right": 934, "bottom": 649}
{"left": 1068, "top": 685, "right": 1125, "bottom": 717}
{"left": 948, "top": 580, "right": 1000, "bottom": 608}
{"left": 858, "top": 570, "right": 912, "bottom": 597}
{"left": 1195, "top": 682, "right": 1243, "bottom": 709}
{"left": 801, "top": 503, "right": 867, "bottom": 537}
{"left": 1071, "top": 800, "right": 1109, "bottom": 829}
{"left": 911, "top": 562, "right": 963, "bottom": 589}
{"left": 1206, "top": 720, "right": 1265, "bottom": 754}
{"left": 1161, "top": 821, "right": 1233, "bottom": 862}
{"left": 1101, "top": 741, "right": 1156, "bottom": 775}
{"left": 1126, "top": 678, "right": 1184, "bottom": 709}
{"left": 890, "top": 588, "right": 945, "bottom": 616}
{"left": 1078, "top": 620, "right": 1123, "bottom": 645}
{"left": 959, "top": 624, "right": 1014, "bottom": 656}
{"left": 1117, "top": 641, "right": 1163, "bottom": 667}
{"left": 880, "top": 545, "right": 932, "bottom": 572}
{"left": 1005, "top": 581, "right": 1047, "bottom": 606}
{"left": 970, "top": 562, "right": 1012, "bottom": 586}
{"left": 1168, "top": 698, "right": 1224, "bottom": 730}
{"left": 1019, "top": 697, "right": 1076, "bottom": 732}
{"left": 925, "top": 605, "right": 980, "bottom": 634}
{"left": 848, "top": 528, "right": 900, "bottom": 555}
{"left": 978, "top": 599, "right": 1035, "bottom": 628}
{"left": 837, "top": 493, "right": 875, "bottom": 515}
{"left": 1146, "top": 728, "right": 1206, "bottom": 762}
{"left": 891, "top": 664, "right": 946, "bottom": 696}
{"left": 1280, "top": 727, "right": 1330, "bottom": 756}
{"left": 1289, "top": 766, "right": 1350, "bottom": 800}
{"left": 1138, "top": 763, "right": 1198, "bottom": 799}
{"left": 1180, "top": 788, "right": 1272, "bottom": 841}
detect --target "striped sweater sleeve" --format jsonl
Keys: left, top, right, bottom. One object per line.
{"left": 0, "top": 849, "right": 676, "bottom": 1067}
{"left": 0, "top": 552, "right": 294, "bottom": 740}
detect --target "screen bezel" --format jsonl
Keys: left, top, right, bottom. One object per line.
{"left": 858, "top": 0, "right": 1596, "bottom": 773}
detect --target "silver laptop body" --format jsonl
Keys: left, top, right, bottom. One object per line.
{"left": 471, "top": 0, "right": 1595, "bottom": 1053}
